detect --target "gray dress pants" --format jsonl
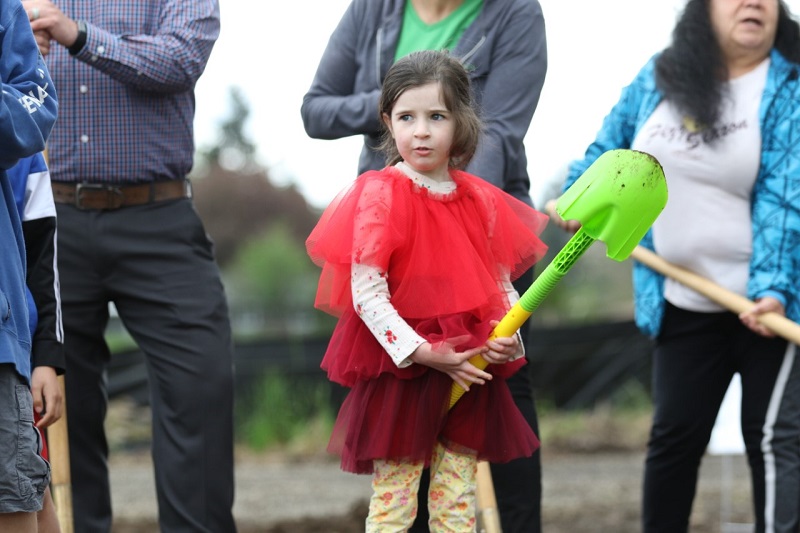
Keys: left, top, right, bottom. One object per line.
{"left": 56, "top": 198, "right": 236, "bottom": 533}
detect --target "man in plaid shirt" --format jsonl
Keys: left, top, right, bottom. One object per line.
{"left": 23, "top": 0, "right": 236, "bottom": 531}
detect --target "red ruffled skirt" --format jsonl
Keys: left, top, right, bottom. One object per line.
{"left": 331, "top": 362, "right": 540, "bottom": 474}
{"left": 324, "top": 307, "right": 541, "bottom": 473}
{"left": 307, "top": 168, "right": 548, "bottom": 473}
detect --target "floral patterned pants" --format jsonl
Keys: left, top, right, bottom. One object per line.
{"left": 366, "top": 441, "right": 477, "bottom": 532}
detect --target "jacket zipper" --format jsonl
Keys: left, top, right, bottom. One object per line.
{"left": 375, "top": 27, "right": 384, "bottom": 86}
{"left": 460, "top": 35, "right": 486, "bottom": 65}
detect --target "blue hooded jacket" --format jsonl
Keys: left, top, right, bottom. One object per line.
{"left": 0, "top": 0, "right": 58, "bottom": 383}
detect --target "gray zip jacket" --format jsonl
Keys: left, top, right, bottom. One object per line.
{"left": 301, "top": 0, "right": 547, "bottom": 205}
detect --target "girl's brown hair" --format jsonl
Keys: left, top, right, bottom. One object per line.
{"left": 378, "top": 50, "right": 482, "bottom": 170}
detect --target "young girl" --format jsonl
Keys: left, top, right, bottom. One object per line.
{"left": 306, "top": 50, "right": 548, "bottom": 531}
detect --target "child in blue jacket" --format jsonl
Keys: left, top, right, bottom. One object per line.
{"left": 0, "top": 0, "right": 58, "bottom": 529}
{"left": 9, "top": 152, "right": 64, "bottom": 533}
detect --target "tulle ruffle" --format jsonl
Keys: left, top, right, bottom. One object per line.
{"left": 330, "top": 369, "right": 540, "bottom": 474}
{"left": 306, "top": 167, "right": 548, "bottom": 320}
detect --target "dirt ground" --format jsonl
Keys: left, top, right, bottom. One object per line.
{"left": 98, "top": 398, "right": 754, "bottom": 532}
{"left": 105, "top": 449, "right": 753, "bottom": 533}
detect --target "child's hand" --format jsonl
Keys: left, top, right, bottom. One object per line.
{"left": 31, "top": 366, "right": 63, "bottom": 428}
{"left": 410, "top": 342, "right": 492, "bottom": 392}
{"left": 481, "top": 323, "right": 520, "bottom": 366}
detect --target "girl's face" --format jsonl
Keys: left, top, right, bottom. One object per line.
{"left": 710, "top": 0, "right": 778, "bottom": 65}
{"left": 382, "top": 82, "right": 455, "bottom": 182}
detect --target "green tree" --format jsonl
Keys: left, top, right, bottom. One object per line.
{"left": 192, "top": 165, "right": 319, "bottom": 267}
{"left": 225, "top": 223, "right": 334, "bottom": 336}
{"left": 202, "top": 86, "right": 257, "bottom": 171}
{"left": 192, "top": 87, "right": 321, "bottom": 267}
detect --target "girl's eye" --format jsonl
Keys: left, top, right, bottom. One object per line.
{"left": 431, "top": 113, "right": 446, "bottom": 121}
{"left": 399, "top": 114, "right": 413, "bottom": 122}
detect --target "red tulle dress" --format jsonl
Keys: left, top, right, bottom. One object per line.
{"left": 306, "top": 166, "right": 549, "bottom": 474}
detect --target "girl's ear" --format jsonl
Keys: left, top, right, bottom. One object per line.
{"left": 382, "top": 113, "right": 394, "bottom": 137}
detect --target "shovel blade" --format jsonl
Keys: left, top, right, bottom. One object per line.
{"left": 557, "top": 149, "right": 667, "bottom": 261}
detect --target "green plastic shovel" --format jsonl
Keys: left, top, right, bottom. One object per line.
{"left": 449, "top": 149, "right": 668, "bottom": 408}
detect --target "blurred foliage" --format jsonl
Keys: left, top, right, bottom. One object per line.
{"left": 228, "top": 223, "right": 314, "bottom": 310}
{"left": 191, "top": 163, "right": 320, "bottom": 268}
{"left": 235, "top": 370, "right": 334, "bottom": 452}
{"left": 223, "top": 223, "right": 336, "bottom": 336}
{"left": 105, "top": 328, "right": 137, "bottom": 354}
{"left": 191, "top": 86, "right": 321, "bottom": 268}
{"left": 202, "top": 87, "right": 258, "bottom": 171}
{"left": 537, "top": 380, "right": 652, "bottom": 454}
{"left": 528, "top": 224, "right": 635, "bottom": 327}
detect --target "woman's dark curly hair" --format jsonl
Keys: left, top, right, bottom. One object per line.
{"left": 378, "top": 50, "right": 482, "bottom": 170}
{"left": 656, "top": 0, "right": 800, "bottom": 128}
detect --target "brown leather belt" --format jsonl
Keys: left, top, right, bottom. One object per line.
{"left": 52, "top": 180, "right": 191, "bottom": 210}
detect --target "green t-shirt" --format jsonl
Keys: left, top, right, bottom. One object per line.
{"left": 394, "top": 0, "right": 483, "bottom": 61}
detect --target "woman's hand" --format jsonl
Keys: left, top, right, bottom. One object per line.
{"left": 739, "top": 296, "right": 784, "bottom": 338}
{"left": 545, "top": 198, "right": 581, "bottom": 233}
{"left": 410, "top": 342, "right": 491, "bottom": 392}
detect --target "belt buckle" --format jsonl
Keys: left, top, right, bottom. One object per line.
{"left": 75, "top": 183, "right": 123, "bottom": 210}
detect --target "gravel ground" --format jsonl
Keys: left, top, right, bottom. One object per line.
{"left": 100, "top": 397, "right": 754, "bottom": 531}
{"left": 110, "top": 451, "right": 371, "bottom": 529}
{"left": 107, "top": 449, "right": 753, "bottom": 532}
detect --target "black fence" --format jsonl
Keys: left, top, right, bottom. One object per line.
{"left": 527, "top": 320, "right": 653, "bottom": 408}
{"left": 109, "top": 320, "right": 654, "bottom": 410}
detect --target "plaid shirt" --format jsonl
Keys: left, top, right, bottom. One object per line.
{"left": 44, "top": 0, "right": 220, "bottom": 183}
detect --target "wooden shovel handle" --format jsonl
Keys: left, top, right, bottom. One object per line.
{"left": 39, "top": 150, "right": 73, "bottom": 532}
{"left": 47, "top": 375, "right": 74, "bottom": 533}
{"left": 631, "top": 246, "right": 800, "bottom": 345}
{"left": 476, "top": 460, "right": 502, "bottom": 533}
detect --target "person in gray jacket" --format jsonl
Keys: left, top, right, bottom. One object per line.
{"left": 301, "top": 1, "right": 547, "bottom": 531}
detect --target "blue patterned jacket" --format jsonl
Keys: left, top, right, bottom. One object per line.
{"left": 564, "top": 49, "right": 800, "bottom": 338}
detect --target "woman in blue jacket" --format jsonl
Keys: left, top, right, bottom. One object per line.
{"left": 301, "top": 1, "right": 547, "bottom": 531}
{"left": 548, "top": 1, "right": 800, "bottom": 531}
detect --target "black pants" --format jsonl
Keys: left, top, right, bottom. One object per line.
{"left": 56, "top": 200, "right": 237, "bottom": 533}
{"left": 643, "top": 303, "right": 799, "bottom": 533}
{"left": 410, "top": 270, "right": 542, "bottom": 533}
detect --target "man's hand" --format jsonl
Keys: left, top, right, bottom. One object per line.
{"left": 23, "top": 0, "right": 79, "bottom": 56}
{"left": 30, "top": 366, "right": 63, "bottom": 428}
{"left": 32, "top": 29, "right": 53, "bottom": 57}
